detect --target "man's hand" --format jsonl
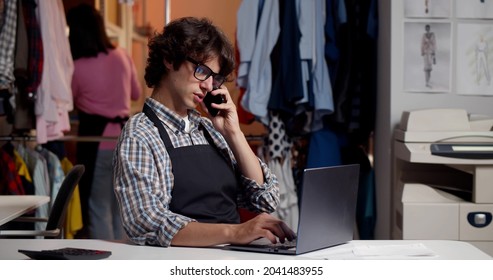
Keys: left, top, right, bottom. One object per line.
{"left": 230, "top": 213, "right": 297, "bottom": 245}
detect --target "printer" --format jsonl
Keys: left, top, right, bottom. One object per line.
{"left": 392, "top": 108, "right": 493, "bottom": 256}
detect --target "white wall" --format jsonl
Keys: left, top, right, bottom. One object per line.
{"left": 374, "top": 0, "right": 493, "bottom": 239}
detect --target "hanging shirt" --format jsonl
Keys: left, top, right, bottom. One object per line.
{"left": 297, "top": 0, "right": 334, "bottom": 132}
{"left": 38, "top": 146, "right": 64, "bottom": 202}
{"left": 35, "top": 0, "right": 73, "bottom": 144}
{"left": 237, "top": 0, "right": 280, "bottom": 125}
{"left": 16, "top": 144, "right": 50, "bottom": 233}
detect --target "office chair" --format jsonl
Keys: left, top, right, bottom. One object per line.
{"left": 0, "top": 165, "right": 85, "bottom": 239}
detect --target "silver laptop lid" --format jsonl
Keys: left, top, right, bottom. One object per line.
{"left": 296, "top": 164, "right": 360, "bottom": 254}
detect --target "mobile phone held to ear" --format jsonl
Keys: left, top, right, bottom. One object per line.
{"left": 203, "top": 92, "right": 226, "bottom": 117}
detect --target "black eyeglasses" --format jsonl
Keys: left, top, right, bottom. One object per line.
{"left": 186, "top": 57, "right": 226, "bottom": 88}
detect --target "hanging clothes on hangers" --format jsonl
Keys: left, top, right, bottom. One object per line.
{"left": 16, "top": 143, "right": 50, "bottom": 233}
{"left": 35, "top": 0, "right": 73, "bottom": 144}
{"left": 237, "top": 0, "right": 280, "bottom": 126}
{"left": 0, "top": 145, "right": 25, "bottom": 195}
{"left": 268, "top": 0, "right": 305, "bottom": 136}
{"left": 294, "top": 0, "right": 335, "bottom": 133}
{"left": 13, "top": 0, "right": 38, "bottom": 131}
{"left": 37, "top": 145, "right": 64, "bottom": 202}
{"left": 2, "top": 140, "right": 35, "bottom": 195}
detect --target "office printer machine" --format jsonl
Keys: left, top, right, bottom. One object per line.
{"left": 393, "top": 108, "right": 493, "bottom": 256}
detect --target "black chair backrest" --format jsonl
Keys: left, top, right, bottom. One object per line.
{"left": 45, "top": 165, "right": 85, "bottom": 238}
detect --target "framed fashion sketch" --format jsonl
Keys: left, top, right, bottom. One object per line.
{"left": 456, "top": 0, "right": 493, "bottom": 19}
{"left": 404, "top": 0, "right": 450, "bottom": 18}
{"left": 456, "top": 23, "right": 493, "bottom": 96}
{"left": 403, "top": 22, "right": 451, "bottom": 93}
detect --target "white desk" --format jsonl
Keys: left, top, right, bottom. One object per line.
{"left": 0, "top": 239, "right": 490, "bottom": 260}
{"left": 0, "top": 195, "right": 50, "bottom": 226}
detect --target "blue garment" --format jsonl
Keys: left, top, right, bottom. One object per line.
{"left": 325, "top": 0, "right": 347, "bottom": 62}
{"left": 296, "top": 0, "right": 334, "bottom": 133}
{"left": 325, "top": 0, "right": 347, "bottom": 84}
{"left": 306, "top": 127, "right": 341, "bottom": 168}
{"left": 367, "top": 0, "right": 378, "bottom": 39}
{"left": 268, "top": 0, "right": 304, "bottom": 125}
{"left": 237, "top": 0, "right": 280, "bottom": 125}
{"left": 311, "top": 0, "right": 334, "bottom": 132}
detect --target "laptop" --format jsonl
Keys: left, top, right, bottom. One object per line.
{"left": 224, "top": 164, "right": 360, "bottom": 255}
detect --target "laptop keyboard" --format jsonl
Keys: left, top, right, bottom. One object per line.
{"left": 250, "top": 239, "right": 297, "bottom": 249}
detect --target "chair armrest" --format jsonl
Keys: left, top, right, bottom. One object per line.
{"left": 0, "top": 229, "right": 60, "bottom": 237}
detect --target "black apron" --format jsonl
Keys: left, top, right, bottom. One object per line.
{"left": 143, "top": 104, "right": 240, "bottom": 224}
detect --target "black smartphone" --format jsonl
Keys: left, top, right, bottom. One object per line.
{"left": 203, "top": 92, "right": 225, "bottom": 117}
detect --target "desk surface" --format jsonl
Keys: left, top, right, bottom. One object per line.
{"left": 0, "top": 195, "right": 50, "bottom": 226}
{"left": 0, "top": 239, "right": 490, "bottom": 260}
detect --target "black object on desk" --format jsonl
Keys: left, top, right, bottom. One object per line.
{"left": 18, "top": 247, "right": 112, "bottom": 260}
{"left": 430, "top": 143, "right": 493, "bottom": 159}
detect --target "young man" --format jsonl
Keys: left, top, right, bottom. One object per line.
{"left": 113, "top": 17, "right": 295, "bottom": 247}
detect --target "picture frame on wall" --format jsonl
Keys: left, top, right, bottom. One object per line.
{"left": 456, "top": 23, "right": 493, "bottom": 96}
{"left": 456, "top": 0, "right": 493, "bottom": 19}
{"left": 403, "top": 0, "right": 450, "bottom": 18}
{"left": 403, "top": 22, "right": 452, "bottom": 93}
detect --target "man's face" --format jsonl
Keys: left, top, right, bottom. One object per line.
{"left": 165, "top": 56, "right": 221, "bottom": 117}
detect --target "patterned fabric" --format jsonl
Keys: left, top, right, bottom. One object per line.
{"left": 22, "top": 0, "right": 43, "bottom": 94}
{"left": 0, "top": 148, "right": 25, "bottom": 195}
{"left": 0, "top": 0, "right": 17, "bottom": 89}
{"left": 266, "top": 111, "right": 291, "bottom": 161}
{"left": 113, "top": 97, "right": 280, "bottom": 247}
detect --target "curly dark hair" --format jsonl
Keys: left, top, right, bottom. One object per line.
{"left": 144, "top": 17, "right": 236, "bottom": 88}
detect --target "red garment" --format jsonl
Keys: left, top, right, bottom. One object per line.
{"left": 237, "top": 87, "right": 256, "bottom": 124}
{"left": 0, "top": 148, "right": 25, "bottom": 195}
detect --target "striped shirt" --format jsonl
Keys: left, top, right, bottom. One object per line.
{"left": 113, "top": 98, "right": 280, "bottom": 247}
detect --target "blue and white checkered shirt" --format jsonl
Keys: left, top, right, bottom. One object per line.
{"left": 113, "top": 98, "right": 279, "bottom": 247}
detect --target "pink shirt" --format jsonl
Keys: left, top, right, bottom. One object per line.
{"left": 71, "top": 48, "right": 141, "bottom": 150}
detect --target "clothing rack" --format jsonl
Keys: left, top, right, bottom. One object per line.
{"left": 0, "top": 135, "right": 36, "bottom": 142}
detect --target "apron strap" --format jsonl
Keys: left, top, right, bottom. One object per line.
{"left": 143, "top": 103, "right": 174, "bottom": 150}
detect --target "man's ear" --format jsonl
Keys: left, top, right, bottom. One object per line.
{"left": 163, "top": 59, "right": 172, "bottom": 70}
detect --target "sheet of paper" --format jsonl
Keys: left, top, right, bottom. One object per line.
{"left": 302, "top": 243, "right": 438, "bottom": 260}
{"left": 352, "top": 243, "right": 436, "bottom": 257}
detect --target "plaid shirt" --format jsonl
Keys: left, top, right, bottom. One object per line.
{"left": 113, "top": 98, "right": 279, "bottom": 247}
{"left": 0, "top": 0, "right": 17, "bottom": 89}
{"left": 22, "top": 0, "right": 43, "bottom": 94}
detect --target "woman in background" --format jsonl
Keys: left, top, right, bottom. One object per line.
{"left": 67, "top": 4, "right": 142, "bottom": 239}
